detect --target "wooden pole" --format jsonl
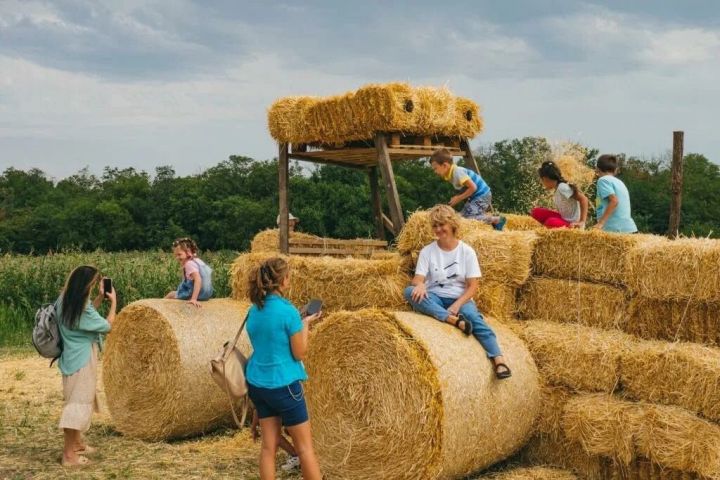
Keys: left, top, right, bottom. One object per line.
{"left": 375, "top": 132, "right": 405, "bottom": 235}
{"left": 668, "top": 131, "right": 684, "bottom": 239}
{"left": 278, "top": 142, "right": 290, "bottom": 253}
{"left": 369, "top": 167, "right": 385, "bottom": 240}
{"left": 461, "top": 138, "right": 480, "bottom": 173}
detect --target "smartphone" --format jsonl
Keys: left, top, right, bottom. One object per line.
{"left": 103, "top": 278, "right": 113, "bottom": 296}
{"left": 301, "top": 299, "right": 323, "bottom": 317}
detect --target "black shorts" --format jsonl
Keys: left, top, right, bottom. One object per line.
{"left": 248, "top": 381, "right": 309, "bottom": 427}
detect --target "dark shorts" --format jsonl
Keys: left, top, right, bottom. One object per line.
{"left": 247, "top": 380, "right": 309, "bottom": 427}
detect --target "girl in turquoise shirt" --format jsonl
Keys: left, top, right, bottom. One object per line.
{"left": 246, "top": 257, "right": 322, "bottom": 480}
{"left": 56, "top": 265, "right": 116, "bottom": 467}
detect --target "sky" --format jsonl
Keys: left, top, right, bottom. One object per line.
{"left": 1, "top": 0, "right": 719, "bottom": 179}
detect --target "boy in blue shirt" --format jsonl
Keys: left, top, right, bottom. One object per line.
{"left": 593, "top": 154, "right": 638, "bottom": 233}
{"left": 430, "top": 148, "right": 506, "bottom": 230}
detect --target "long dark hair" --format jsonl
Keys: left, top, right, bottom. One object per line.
{"left": 61, "top": 265, "right": 100, "bottom": 329}
{"left": 249, "top": 258, "right": 289, "bottom": 309}
{"left": 538, "top": 161, "right": 578, "bottom": 196}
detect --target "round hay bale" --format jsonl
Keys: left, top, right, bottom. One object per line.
{"left": 305, "top": 309, "right": 540, "bottom": 479}
{"left": 103, "top": 298, "right": 250, "bottom": 441}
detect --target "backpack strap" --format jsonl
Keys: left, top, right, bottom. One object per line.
{"left": 223, "top": 312, "right": 250, "bottom": 428}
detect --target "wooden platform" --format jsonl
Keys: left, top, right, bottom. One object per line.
{"left": 288, "top": 237, "right": 388, "bottom": 257}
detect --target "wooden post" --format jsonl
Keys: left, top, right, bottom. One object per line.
{"left": 278, "top": 142, "right": 290, "bottom": 253}
{"left": 461, "top": 138, "right": 480, "bottom": 173}
{"left": 369, "top": 167, "right": 385, "bottom": 240}
{"left": 668, "top": 131, "right": 684, "bottom": 239}
{"left": 375, "top": 132, "right": 405, "bottom": 235}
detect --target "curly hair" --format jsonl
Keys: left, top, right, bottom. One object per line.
{"left": 172, "top": 237, "right": 199, "bottom": 255}
{"left": 428, "top": 204, "right": 461, "bottom": 235}
{"left": 249, "top": 257, "right": 290, "bottom": 309}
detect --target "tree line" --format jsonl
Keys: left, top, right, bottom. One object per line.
{"left": 1, "top": 137, "right": 717, "bottom": 254}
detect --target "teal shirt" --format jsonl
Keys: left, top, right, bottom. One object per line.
{"left": 596, "top": 175, "right": 638, "bottom": 233}
{"left": 57, "top": 299, "right": 111, "bottom": 376}
{"left": 246, "top": 295, "right": 307, "bottom": 389}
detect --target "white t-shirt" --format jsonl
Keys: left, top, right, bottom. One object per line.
{"left": 554, "top": 182, "right": 581, "bottom": 222}
{"left": 415, "top": 241, "right": 482, "bottom": 298}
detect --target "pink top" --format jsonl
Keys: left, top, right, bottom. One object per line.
{"left": 183, "top": 257, "right": 201, "bottom": 280}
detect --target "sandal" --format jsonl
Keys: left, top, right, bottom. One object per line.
{"left": 494, "top": 363, "right": 512, "bottom": 380}
{"left": 453, "top": 314, "right": 473, "bottom": 336}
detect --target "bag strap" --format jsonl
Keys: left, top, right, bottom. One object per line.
{"left": 224, "top": 312, "right": 249, "bottom": 361}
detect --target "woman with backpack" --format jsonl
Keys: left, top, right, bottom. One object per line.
{"left": 56, "top": 265, "right": 116, "bottom": 467}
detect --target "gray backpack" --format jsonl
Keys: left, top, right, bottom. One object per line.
{"left": 32, "top": 303, "right": 62, "bottom": 362}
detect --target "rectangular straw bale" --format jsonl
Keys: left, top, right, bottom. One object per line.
{"left": 621, "top": 340, "right": 720, "bottom": 422}
{"left": 476, "top": 281, "right": 517, "bottom": 320}
{"left": 230, "top": 252, "right": 409, "bottom": 311}
{"left": 520, "top": 435, "right": 605, "bottom": 480}
{"left": 464, "top": 229, "right": 538, "bottom": 287}
{"left": 601, "top": 457, "right": 705, "bottom": 480}
{"left": 532, "top": 229, "right": 663, "bottom": 285}
{"left": 267, "top": 82, "right": 484, "bottom": 145}
{"left": 504, "top": 213, "right": 542, "bottom": 231}
{"left": 626, "top": 238, "right": 720, "bottom": 302}
{"left": 627, "top": 297, "right": 720, "bottom": 346}
{"left": 519, "top": 321, "right": 633, "bottom": 393}
{"left": 250, "top": 229, "right": 323, "bottom": 253}
{"left": 518, "top": 277, "right": 628, "bottom": 329}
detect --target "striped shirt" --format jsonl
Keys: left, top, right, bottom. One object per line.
{"left": 444, "top": 164, "right": 491, "bottom": 199}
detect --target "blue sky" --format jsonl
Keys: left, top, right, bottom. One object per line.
{"left": 1, "top": 0, "right": 719, "bottom": 179}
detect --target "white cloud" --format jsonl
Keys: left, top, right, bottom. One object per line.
{"left": 640, "top": 28, "right": 720, "bottom": 65}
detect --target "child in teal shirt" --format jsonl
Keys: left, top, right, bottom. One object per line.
{"left": 593, "top": 154, "right": 638, "bottom": 233}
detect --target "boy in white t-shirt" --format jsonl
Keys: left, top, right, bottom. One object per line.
{"left": 403, "top": 205, "right": 511, "bottom": 379}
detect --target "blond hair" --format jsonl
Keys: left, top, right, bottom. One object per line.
{"left": 428, "top": 204, "right": 461, "bottom": 235}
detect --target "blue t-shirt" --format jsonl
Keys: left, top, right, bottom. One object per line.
{"left": 596, "top": 175, "right": 638, "bottom": 233}
{"left": 445, "top": 164, "right": 491, "bottom": 199}
{"left": 245, "top": 294, "right": 307, "bottom": 389}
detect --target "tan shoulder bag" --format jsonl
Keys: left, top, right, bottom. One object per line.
{"left": 210, "top": 313, "right": 250, "bottom": 428}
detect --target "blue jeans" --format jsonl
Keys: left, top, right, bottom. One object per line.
{"left": 403, "top": 286, "right": 502, "bottom": 358}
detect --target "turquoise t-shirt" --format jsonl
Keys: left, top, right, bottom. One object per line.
{"left": 57, "top": 299, "right": 111, "bottom": 376}
{"left": 596, "top": 175, "right": 638, "bottom": 233}
{"left": 245, "top": 295, "right": 307, "bottom": 389}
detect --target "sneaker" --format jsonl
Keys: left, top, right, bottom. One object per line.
{"left": 493, "top": 216, "right": 507, "bottom": 231}
{"left": 281, "top": 455, "right": 300, "bottom": 472}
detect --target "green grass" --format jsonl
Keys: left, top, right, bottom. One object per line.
{"left": 0, "top": 250, "right": 238, "bottom": 347}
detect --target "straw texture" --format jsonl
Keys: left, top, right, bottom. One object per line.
{"left": 621, "top": 340, "right": 720, "bottom": 422}
{"left": 251, "top": 229, "right": 388, "bottom": 257}
{"left": 479, "top": 467, "right": 577, "bottom": 480}
{"left": 477, "top": 281, "right": 518, "bottom": 320}
{"left": 532, "top": 229, "right": 663, "bottom": 285}
{"left": 627, "top": 297, "right": 720, "bottom": 346}
{"left": 521, "top": 436, "right": 604, "bottom": 480}
{"left": 304, "top": 309, "right": 540, "bottom": 479}
{"left": 103, "top": 299, "right": 251, "bottom": 440}
{"left": 267, "top": 83, "right": 483, "bottom": 144}
{"left": 396, "top": 210, "right": 490, "bottom": 256}
{"left": 626, "top": 238, "right": 720, "bottom": 302}
{"left": 519, "top": 320, "right": 631, "bottom": 393}
{"left": 230, "top": 252, "right": 408, "bottom": 311}
{"left": 504, "top": 214, "right": 542, "bottom": 231}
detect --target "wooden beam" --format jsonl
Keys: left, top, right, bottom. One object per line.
{"left": 290, "top": 238, "right": 387, "bottom": 248}
{"left": 668, "top": 131, "right": 684, "bottom": 239}
{"left": 382, "top": 214, "right": 394, "bottom": 233}
{"left": 369, "top": 167, "right": 386, "bottom": 240}
{"left": 461, "top": 138, "right": 480, "bottom": 173}
{"left": 278, "top": 142, "right": 290, "bottom": 254}
{"left": 289, "top": 153, "right": 368, "bottom": 171}
{"left": 375, "top": 132, "right": 405, "bottom": 235}
{"left": 390, "top": 133, "right": 401, "bottom": 146}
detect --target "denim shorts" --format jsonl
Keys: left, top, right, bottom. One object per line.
{"left": 247, "top": 380, "right": 309, "bottom": 427}
{"left": 175, "top": 279, "right": 212, "bottom": 301}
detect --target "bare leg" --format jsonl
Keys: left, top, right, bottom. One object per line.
{"left": 62, "top": 429, "right": 89, "bottom": 466}
{"left": 286, "top": 421, "right": 322, "bottom": 480}
{"left": 164, "top": 291, "right": 177, "bottom": 299}
{"left": 258, "top": 417, "right": 281, "bottom": 480}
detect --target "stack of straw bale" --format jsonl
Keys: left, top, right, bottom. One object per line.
{"left": 304, "top": 309, "right": 540, "bottom": 479}
{"left": 519, "top": 277, "right": 628, "bottom": 329}
{"left": 625, "top": 238, "right": 720, "bottom": 345}
{"left": 230, "top": 252, "right": 409, "bottom": 311}
{"left": 503, "top": 214, "right": 542, "bottom": 231}
{"left": 396, "top": 210, "right": 490, "bottom": 257}
{"left": 267, "top": 82, "right": 483, "bottom": 145}
{"left": 477, "top": 466, "right": 577, "bottom": 480}
{"left": 103, "top": 299, "right": 251, "bottom": 440}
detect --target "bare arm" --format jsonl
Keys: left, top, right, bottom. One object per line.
{"left": 188, "top": 271, "right": 202, "bottom": 307}
{"left": 594, "top": 194, "right": 618, "bottom": 229}
{"left": 573, "top": 190, "right": 589, "bottom": 225}
{"left": 290, "top": 319, "right": 310, "bottom": 361}
{"left": 450, "top": 179, "right": 477, "bottom": 206}
{"left": 448, "top": 278, "right": 479, "bottom": 314}
{"left": 105, "top": 288, "right": 117, "bottom": 324}
{"left": 410, "top": 274, "right": 428, "bottom": 303}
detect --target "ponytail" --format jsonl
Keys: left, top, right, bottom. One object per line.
{"left": 538, "top": 161, "right": 578, "bottom": 196}
{"left": 249, "top": 257, "right": 289, "bottom": 309}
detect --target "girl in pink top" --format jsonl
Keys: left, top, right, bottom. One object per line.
{"left": 164, "top": 237, "right": 214, "bottom": 307}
